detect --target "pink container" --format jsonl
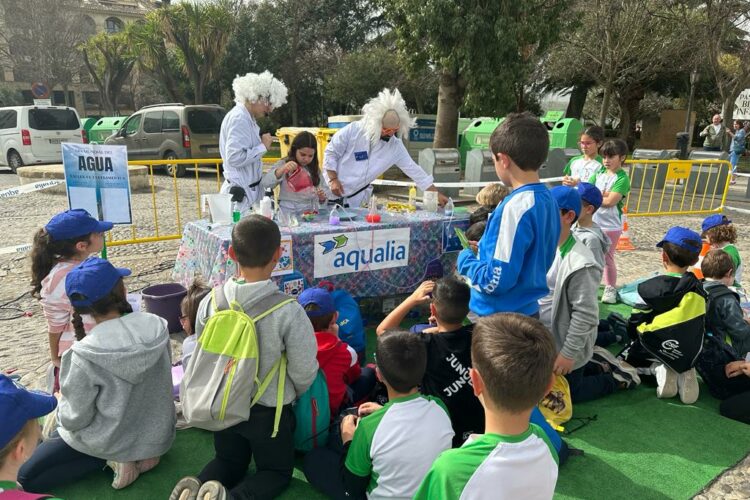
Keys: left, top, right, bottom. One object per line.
{"left": 286, "top": 167, "right": 314, "bottom": 192}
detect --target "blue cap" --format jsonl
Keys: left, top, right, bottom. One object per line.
{"left": 298, "top": 288, "right": 336, "bottom": 317}
{"left": 0, "top": 375, "right": 57, "bottom": 449}
{"left": 701, "top": 214, "right": 731, "bottom": 234}
{"left": 656, "top": 227, "right": 702, "bottom": 253}
{"left": 577, "top": 182, "right": 603, "bottom": 209}
{"left": 45, "top": 209, "right": 113, "bottom": 242}
{"left": 65, "top": 257, "right": 131, "bottom": 307}
{"left": 550, "top": 185, "right": 581, "bottom": 218}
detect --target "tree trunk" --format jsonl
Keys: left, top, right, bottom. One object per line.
{"left": 565, "top": 84, "right": 589, "bottom": 119}
{"left": 722, "top": 95, "right": 735, "bottom": 152}
{"left": 194, "top": 75, "right": 203, "bottom": 105}
{"left": 599, "top": 85, "right": 612, "bottom": 127}
{"left": 291, "top": 90, "right": 298, "bottom": 126}
{"left": 616, "top": 86, "right": 644, "bottom": 151}
{"left": 433, "top": 70, "right": 465, "bottom": 149}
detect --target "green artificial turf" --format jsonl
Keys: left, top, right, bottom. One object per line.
{"left": 50, "top": 299, "right": 750, "bottom": 499}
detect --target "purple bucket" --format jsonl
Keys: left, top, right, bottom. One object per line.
{"left": 141, "top": 283, "right": 187, "bottom": 333}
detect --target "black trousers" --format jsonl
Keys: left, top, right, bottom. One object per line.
{"left": 18, "top": 433, "right": 106, "bottom": 493}
{"left": 198, "top": 404, "right": 295, "bottom": 500}
{"left": 721, "top": 391, "right": 750, "bottom": 424}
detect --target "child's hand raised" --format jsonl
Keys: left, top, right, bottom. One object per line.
{"left": 407, "top": 281, "right": 435, "bottom": 304}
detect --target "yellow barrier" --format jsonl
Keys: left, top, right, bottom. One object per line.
{"left": 105, "top": 157, "right": 280, "bottom": 247}
{"left": 623, "top": 159, "right": 731, "bottom": 217}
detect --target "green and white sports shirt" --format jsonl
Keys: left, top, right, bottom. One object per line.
{"left": 414, "top": 424, "right": 559, "bottom": 500}
{"left": 344, "top": 392, "right": 454, "bottom": 499}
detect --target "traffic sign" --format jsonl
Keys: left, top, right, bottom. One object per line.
{"left": 31, "top": 82, "right": 50, "bottom": 99}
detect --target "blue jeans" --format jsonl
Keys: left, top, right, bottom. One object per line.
{"left": 730, "top": 150, "right": 742, "bottom": 172}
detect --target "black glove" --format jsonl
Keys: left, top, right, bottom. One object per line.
{"left": 229, "top": 185, "right": 246, "bottom": 203}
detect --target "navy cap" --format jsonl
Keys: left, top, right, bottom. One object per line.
{"left": 298, "top": 288, "right": 336, "bottom": 317}
{"left": 656, "top": 227, "right": 702, "bottom": 253}
{"left": 45, "top": 209, "right": 113, "bottom": 242}
{"left": 550, "top": 185, "right": 581, "bottom": 218}
{"left": 0, "top": 375, "right": 57, "bottom": 449}
{"left": 577, "top": 182, "right": 603, "bottom": 209}
{"left": 65, "top": 257, "right": 131, "bottom": 307}
{"left": 701, "top": 214, "right": 731, "bottom": 234}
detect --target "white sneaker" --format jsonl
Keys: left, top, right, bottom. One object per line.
{"left": 602, "top": 286, "right": 618, "bottom": 304}
{"left": 108, "top": 461, "right": 140, "bottom": 490}
{"left": 654, "top": 363, "right": 678, "bottom": 399}
{"left": 677, "top": 368, "right": 699, "bottom": 404}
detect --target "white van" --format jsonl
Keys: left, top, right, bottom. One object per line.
{"left": 0, "top": 106, "right": 84, "bottom": 173}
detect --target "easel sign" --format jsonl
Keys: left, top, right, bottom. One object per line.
{"left": 62, "top": 143, "right": 133, "bottom": 225}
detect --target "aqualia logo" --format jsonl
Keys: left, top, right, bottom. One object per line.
{"left": 318, "top": 233, "right": 407, "bottom": 272}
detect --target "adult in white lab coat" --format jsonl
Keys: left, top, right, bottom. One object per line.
{"left": 323, "top": 89, "right": 448, "bottom": 208}
{"left": 219, "top": 71, "right": 288, "bottom": 212}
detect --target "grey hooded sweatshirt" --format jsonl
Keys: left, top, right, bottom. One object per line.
{"left": 195, "top": 278, "right": 318, "bottom": 408}
{"left": 549, "top": 239, "right": 603, "bottom": 370}
{"left": 573, "top": 222, "right": 610, "bottom": 269}
{"left": 57, "top": 312, "right": 176, "bottom": 462}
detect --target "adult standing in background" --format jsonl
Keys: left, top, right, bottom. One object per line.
{"left": 700, "top": 114, "right": 726, "bottom": 152}
{"left": 220, "top": 71, "right": 288, "bottom": 213}
{"left": 323, "top": 88, "right": 448, "bottom": 208}
{"left": 727, "top": 120, "right": 749, "bottom": 184}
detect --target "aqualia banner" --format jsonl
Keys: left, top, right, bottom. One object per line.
{"left": 314, "top": 228, "right": 410, "bottom": 278}
{"left": 62, "top": 143, "right": 132, "bottom": 224}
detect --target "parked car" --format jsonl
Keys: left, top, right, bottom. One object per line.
{"left": 104, "top": 103, "right": 226, "bottom": 177}
{"left": 0, "top": 105, "right": 84, "bottom": 173}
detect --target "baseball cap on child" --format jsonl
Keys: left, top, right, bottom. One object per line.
{"left": 45, "top": 209, "right": 113, "bottom": 241}
{"left": 701, "top": 214, "right": 731, "bottom": 234}
{"left": 577, "top": 182, "right": 603, "bottom": 209}
{"left": 65, "top": 257, "right": 131, "bottom": 307}
{"left": 298, "top": 288, "right": 336, "bottom": 317}
{"left": 550, "top": 185, "right": 581, "bottom": 219}
{"left": 0, "top": 374, "right": 57, "bottom": 449}
{"left": 656, "top": 227, "right": 702, "bottom": 253}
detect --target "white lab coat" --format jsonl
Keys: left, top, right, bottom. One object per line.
{"left": 219, "top": 104, "right": 267, "bottom": 212}
{"left": 322, "top": 121, "right": 434, "bottom": 208}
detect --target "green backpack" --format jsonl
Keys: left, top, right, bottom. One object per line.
{"left": 180, "top": 286, "right": 295, "bottom": 435}
{"left": 293, "top": 368, "right": 331, "bottom": 452}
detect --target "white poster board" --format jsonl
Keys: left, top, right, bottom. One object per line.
{"left": 62, "top": 143, "right": 132, "bottom": 224}
{"left": 733, "top": 89, "right": 750, "bottom": 120}
{"left": 314, "top": 228, "right": 410, "bottom": 278}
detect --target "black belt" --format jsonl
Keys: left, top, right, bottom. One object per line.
{"left": 330, "top": 183, "right": 371, "bottom": 207}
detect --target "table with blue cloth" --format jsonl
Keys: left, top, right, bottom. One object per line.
{"left": 171, "top": 208, "right": 470, "bottom": 298}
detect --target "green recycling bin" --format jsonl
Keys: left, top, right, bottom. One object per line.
{"left": 548, "top": 118, "right": 583, "bottom": 149}
{"left": 459, "top": 118, "right": 504, "bottom": 169}
{"left": 88, "top": 116, "right": 128, "bottom": 144}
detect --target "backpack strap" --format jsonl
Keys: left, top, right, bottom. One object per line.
{"left": 247, "top": 292, "right": 296, "bottom": 321}
{"left": 212, "top": 285, "right": 231, "bottom": 313}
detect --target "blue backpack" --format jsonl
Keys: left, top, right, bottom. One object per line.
{"left": 293, "top": 369, "right": 331, "bottom": 452}
{"left": 318, "top": 282, "right": 366, "bottom": 354}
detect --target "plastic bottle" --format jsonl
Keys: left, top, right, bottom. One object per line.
{"left": 444, "top": 197, "right": 454, "bottom": 217}
{"left": 259, "top": 195, "right": 274, "bottom": 219}
{"left": 232, "top": 202, "right": 241, "bottom": 223}
{"left": 264, "top": 188, "right": 276, "bottom": 210}
{"left": 329, "top": 206, "right": 341, "bottom": 225}
{"left": 408, "top": 185, "right": 417, "bottom": 209}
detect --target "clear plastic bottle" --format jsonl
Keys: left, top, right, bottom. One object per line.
{"left": 232, "top": 202, "right": 241, "bottom": 223}
{"left": 260, "top": 195, "right": 274, "bottom": 219}
{"left": 444, "top": 197, "right": 454, "bottom": 216}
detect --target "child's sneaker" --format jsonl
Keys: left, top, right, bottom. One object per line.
{"left": 677, "top": 368, "right": 699, "bottom": 404}
{"left": 107, "top": 460, "right": 140, "bottom": 490}
{"left": 654, "top": 363, "right": 678, "bottom": 399}
{"left": 169, "top": 476, "right": 201, "bottom": 500}
{"left": 601, "top": 286, "right": 618, "bottom": 304}
{"left": 136, "top": 456, "right": 160, "bottom": 474}
{"left": 197, "top": 481, "right": 228, "bottom": 500}
{"left": 591, "top": 347, "right": 640, "bottom": 388}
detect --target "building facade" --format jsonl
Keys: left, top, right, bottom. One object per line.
{"left": 0, "top": 0, "right": 164, "bottom": 116}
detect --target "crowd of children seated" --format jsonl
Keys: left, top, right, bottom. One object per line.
{"left": 1, "top": 112, "right": 748, "bottom": 500}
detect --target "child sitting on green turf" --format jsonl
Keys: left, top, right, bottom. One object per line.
{"left": 376, "top": 276, "right": 483, "bottom": 446}
{"left": 573, "top": 182, "right": 609, "bottom": 269}
{"left": 414, "top": 313, "right": 559, "bottom": 500}
{"left": 624, "top": 227, "right": 706, "bottom": 405}
{"left": 303, "top": 330, "right": 454, "bottom": 499}
{"left": 702, "top": 215, "right": 743, "bottom": 287}
{"left": 0, "top": 375, "right": 60, "bottom": 499}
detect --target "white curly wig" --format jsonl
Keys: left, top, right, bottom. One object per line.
{"left": 232, "top": 71, "right": 288, "bottom": 108}
{"left": 360, "top": 88, "right": 415, "bottom": 146}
